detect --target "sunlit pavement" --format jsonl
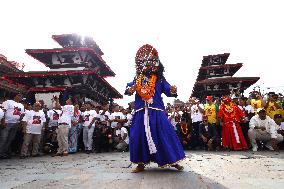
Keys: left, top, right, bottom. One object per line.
{"left": 0, "top": 151, "right": 283, "bottom": 189}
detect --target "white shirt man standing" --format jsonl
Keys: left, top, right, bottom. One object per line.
{"left": 82, "top": 102, "right": 99, "bottom": 154}
{"left": 20, "top": 102, "right": 46, "bottom": 158}
{"left": 0, "top": 93, "right": 24, "bottom": 159}
{"left": 54, "top": 97, "right": 74, "bottom": 156}
{"left": 188, "top": 98, "right": 204, "bottom": 149}
{"left": 248, "top": 108, "right": 283, "bottom": 151}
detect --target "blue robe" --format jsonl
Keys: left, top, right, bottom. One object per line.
{"left": 127, "top": 77, "right": 185, "bottom": 167}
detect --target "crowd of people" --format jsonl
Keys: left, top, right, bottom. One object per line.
{"left": 167, "top": 90, "right": 284, "bottom": 152}
{"left": 0, "top": 89, "right": 284, "bottom": 160}
{"left": 0, "top": 94, "right": 132, "bottom": 159}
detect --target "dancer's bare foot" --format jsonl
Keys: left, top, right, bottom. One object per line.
{"left": 131, "top": 164, "right": 145, "bottom": 173}
{"left": 171, "top": 164, "right": 184, "bottom": 171}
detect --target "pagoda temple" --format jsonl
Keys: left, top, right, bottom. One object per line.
{"left": 1, "top": 34, "right": 122, "bottom": 105}
{"left": 0, "top": 55, "right": 28, "bottom": 98}
{"left": 191, "top": 53, "right": 259, "bottom": 100}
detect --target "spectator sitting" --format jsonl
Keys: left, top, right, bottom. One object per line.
{"left": 248, "top": 108, "right": 283, "bottom": 151}
{"left": 114, "top": 122, "right": 129, "bottom": 152}
{"left": 199, "top": 115, "right": 220, "bottom": 151}
{"left": 176, "top": 118, "right": 192, "bottom": 150}
{"left": 274, "top": 114, "right": 284, "bottom": 149}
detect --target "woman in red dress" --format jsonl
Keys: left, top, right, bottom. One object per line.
{"left": 218, "top": 97, "right": 248, "bottom": 150}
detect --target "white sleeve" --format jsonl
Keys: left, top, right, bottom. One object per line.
{"left": 2, "top": 101, "right": 8, "bottom": 110}
{"left": 109, "top": 114, "right": 114, "bottom": 121}
{"left": 249, "top": 116, "right": 258, "bottom": 129}
{"left": 22, "top": 113, "right": 29, "bottom": 122}
{"left": 122, "top": 127, "right": 128, "bottom": 135}
{"left": 269, "top": 119, "right": 277, "bottom": 139}
{"left": 47, "top": 110, "right": 52, "bottom": 118}
{"left": 41, "top": 113, "right": 47, "bottom": 123}
{"left": 96, "top": 112, "right": 101, "bottom": 118}
{"left": 0, "top": 109, "right": 4, "bottom": 120}
{"left": 20, "top": 104, "right": 25, "bottom": 114}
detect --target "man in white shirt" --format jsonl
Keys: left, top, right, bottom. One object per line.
{"left": 0, "top": 93, "right": 24, "bottom": 159}
{"left": 122, "top": 109, "right": 133, "bottom": 133}
{"left": 188, "top": 97, "right": 204, "bottom": 149}
{"left": 115, "top": 122, "right": 129, "bottom": 151}
{"left": 20, "top": 102, "right": 46, "bottom": 158}
{"left": 238, "top": 97, "right": 254, "bottom": 144}
{"left": 109, "top": 105, "right": 125, "bottom": 129}
{"left": 99, "top": 105, "right": 111, "bottom": 127}
{"left": 248, "top": 108, "right": 283, "bottom": 151}
{"left": 54, "top": 97, "right": 74, "bottom": 156}
{"left": 47, "top": 108, "right": 62, "bottom": 129}
{"left": 82, "top": 102, "right": 99, "bottom": 153}
{"left": 169, "top": 108, "right": 182, "bottom": 131}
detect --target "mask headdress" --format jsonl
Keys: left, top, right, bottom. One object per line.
{"left": 135, "top": 44, "right": 160, "bottom": 75}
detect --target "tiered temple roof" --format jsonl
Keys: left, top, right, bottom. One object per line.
{"left": 191, "top": 53, "right": 259, "bottom": 99}
{"left": 0, "top": 55, "right": 27, "bottom": 95}
{"left": 1, "top": 34, "right": 122, "bottom": 104}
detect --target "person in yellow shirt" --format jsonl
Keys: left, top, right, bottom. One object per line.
{"left": 204, "top": 96, "right": 218, "bottom": 125}
{"left": 249, "top": 92, "right": 265, "bottom": 114}
{"left": 204, "top": 95, "right": 221, "bottom": 142}
{"left": 265, "top": 94, "right": 281, "bottom": 119}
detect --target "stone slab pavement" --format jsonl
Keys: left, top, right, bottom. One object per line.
{"left": 0, "top": 151, "right": 283, "bottom": 189}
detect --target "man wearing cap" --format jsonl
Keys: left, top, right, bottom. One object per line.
{"left": 248, "top": 108, "right": 283, "bottom": 151}
{"left": 0, "top": 93, "right": 24, "bottom": 159}
{"left": 273, "top": 114, "right": 284, "bottom": 148}
{"left": 204, "top": 96, "right": 219, "bottom": 132}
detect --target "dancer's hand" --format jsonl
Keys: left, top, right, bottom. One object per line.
{"left": 170, "top": 85, "right": 177, "bottom": 94}
{"left": 128, "top": 85, "right": 136, "bottom": 94}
